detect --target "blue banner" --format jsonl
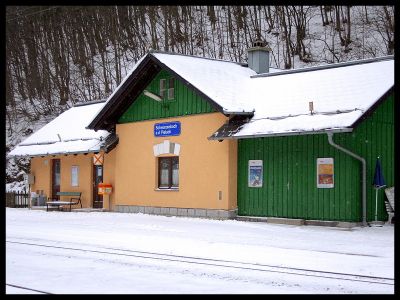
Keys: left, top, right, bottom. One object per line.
{"left": 154, "top": 121, "right": 181, "bottom": 137}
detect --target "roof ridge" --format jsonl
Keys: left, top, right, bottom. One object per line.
{"left": 251, "top": 55, "right": 394, "bottom": 78}
{"left": 149, "top": 49, "right": 248, "bottom": 67}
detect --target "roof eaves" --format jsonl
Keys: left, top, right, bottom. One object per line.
{"left": 8, "top": 148, "right": 102, "bottom": 158}
{"left": 207, "top": 115, "right": 250, "bottom": 140}
{"left": 87, "top": 54, "right": 154, "bottom": 131}
{"left": 209, "top": 128, "right": 353, "bottom": 140}
{"left": 8, "top": 138, "right": 106, "bottom": 158}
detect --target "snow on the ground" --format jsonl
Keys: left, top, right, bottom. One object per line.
{"left": 6, "top": 208, "right": 394, "bottom": 294}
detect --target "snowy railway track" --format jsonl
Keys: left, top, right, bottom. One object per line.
{"left": 7, "top": 238, "right": 393, "bottom": 287}
{"left": 6, "top": 283, "right": 52, "bottom": 294}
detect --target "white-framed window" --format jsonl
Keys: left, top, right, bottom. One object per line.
{"left": 167, "top": 77, "right": 175, "bottom": 99}
{"left": 160, "top": 79, "right": 167, "bottom": 98}
{"left": 71, "top": 166, "right": 79, "bottom": 187}
{"left": 160, "top": 77, "right": 175, "bottom": 100}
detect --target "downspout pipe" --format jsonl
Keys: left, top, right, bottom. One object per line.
{"left": 327, "top": 132, "right": 368, "bottom": 226}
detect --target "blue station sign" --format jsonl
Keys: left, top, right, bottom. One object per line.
{"left": 154, "top": 121, "right": 181, "bottom": 137}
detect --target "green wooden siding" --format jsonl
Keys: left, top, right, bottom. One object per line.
{"left": 118, "top": 69, "right": 215, "bottom": 123}
{"left": 238, "top": 93, "right": 394, "bottom": 222}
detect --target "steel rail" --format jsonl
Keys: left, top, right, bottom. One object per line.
{"left": 7, "top": 239, "right": 394, "bottom": 286}
{"left": 6, "top": 283, "right": 52, "bottom": 294}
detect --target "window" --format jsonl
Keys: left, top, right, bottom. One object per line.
{"left": 167, "top": 78, "right": 175, "bottom": 99}
{"left": 160, "top": 79, "right": 167, "bottom": 98}
{"left": 71, "top": 166, "right": 79, "bottom": 187}
{"left": 158, "top": 157, "right": 179, "bottom": 189}
{"left": 160, "top": 77, "right": 175, "bottom": 100}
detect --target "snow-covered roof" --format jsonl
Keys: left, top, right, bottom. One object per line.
{"left": 209, "top": 56, "right": 394, "bottom": 139}
{"left": 231, "top": 57, "right": 394, "bottom": 138}
{"left": 10, "top": 52, "right": 393, "bottom": 158}
{"left": 152, "top": 52, "right": 257, "bottom": 113}
{"left": 8, "top": 102, "right": 110, "bottom": 157}
{"left": 88, "top": 51, "right": 260, "bottom": 131}
{"left": 90, "top": 51, "right": 393, "bottom": 137}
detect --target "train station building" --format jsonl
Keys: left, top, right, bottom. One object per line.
{"left": 9, "top": 44, "right": 394, "bottom": 225}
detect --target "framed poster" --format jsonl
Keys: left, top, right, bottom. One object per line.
{"left": 248, "top": 160, "right": 263, "bottom": 188}
{"left": 317, "top": 158, "right": 334, "bottom": 188}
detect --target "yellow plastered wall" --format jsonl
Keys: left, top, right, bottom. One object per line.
{"left": 30, "top": 157, "right": 51, "bottom": 197}
{"left": 114, "top": 112, "right": 237, "bottom": 210}
{"left": 59, "top": 154, "right": 93, "bottom": 208}
{"left": 30, "top": 154, "right": 95, "bottom": 208}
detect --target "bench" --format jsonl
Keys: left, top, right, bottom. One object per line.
{"left": 384, "top": 187, "right": 395, "bottom": 224}
{"left": 46, "top": 192, "right": 82, "bottom": 212}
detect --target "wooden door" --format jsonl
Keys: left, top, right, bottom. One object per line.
{"left": 51, "top": 159, "right": 61, "bottom": 199}
{"left": 93, "top": 165, "right": 103, "bottom": 208}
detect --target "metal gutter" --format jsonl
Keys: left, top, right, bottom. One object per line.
{"left": 327, "top": 132, "right": 367, "bottom": 226}
{"left": 223, "top": 110, "right": 254, "bottom": 116}
{"left": 19, "top": 137, "right": 101, "bottom": 147}
{"left": 208, "top": 128, "right": 353, "bottom": 140}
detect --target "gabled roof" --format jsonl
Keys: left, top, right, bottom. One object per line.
{"left": 87, "top": 50, "right": 258, "bottom": 131}
{"left": 8, "top": 101, "right": 110, "bottom": 157}
{"left": 89, "top": 51, "right": 394, "bottom": 138}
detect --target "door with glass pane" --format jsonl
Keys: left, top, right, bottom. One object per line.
{"left": 158, "top": 157, "right": 179, "bottom": 189}
{"left": 93, "top": 165, "right": 103, "bottom": 208}
{"left": 51, "top": 159, "right": 61, "bottom": 200}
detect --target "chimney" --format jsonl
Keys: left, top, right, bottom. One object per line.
{"left": 247, "top": 40, "right": 271, "bottom": 74}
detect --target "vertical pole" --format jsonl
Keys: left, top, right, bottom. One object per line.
{"left": 375, "top": 188, "right": 378, "bottom": 222}
{"left": 28, "top": 185, "right": 31, "bottom": 209}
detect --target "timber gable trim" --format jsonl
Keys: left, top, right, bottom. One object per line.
{"left": 149, "top": 54, "right": 225, "bottom": 114}
{"left": 88, "top": 54, "right": 159, "bottom": 131}
{"left": 87, "top": 52, "right": 230, "bottom": 131}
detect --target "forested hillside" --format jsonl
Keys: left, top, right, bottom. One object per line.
{"left": 5, "top": 5, "right": 394, "bottom": 189}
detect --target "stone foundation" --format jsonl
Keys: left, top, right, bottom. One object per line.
{"left": 236, "top": 216, "right": 362, "bottom": 228}
{"left": 115, "top": 205, "right": 237, "bottom": 219}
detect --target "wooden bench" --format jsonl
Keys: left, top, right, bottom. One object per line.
{"left": 384, "top": 187, "right": 394, "bottom": 224}
{"left": 46, "top": 192, "right": 82, "bottom": 212}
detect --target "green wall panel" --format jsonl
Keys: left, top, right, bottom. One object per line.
{"left": 118, "top": 69, "right": 215, "bottom": 123}
{"left": 237, "top": 93, "right": 394, "bottom": 222}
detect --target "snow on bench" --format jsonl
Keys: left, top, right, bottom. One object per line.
{"left": 46, "top": 192, "right": 82, "bottom": 212}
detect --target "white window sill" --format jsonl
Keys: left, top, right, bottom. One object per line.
{"left": 155, "top": 188, "right": 179, "bottom": 192}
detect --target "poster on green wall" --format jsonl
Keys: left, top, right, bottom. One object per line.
{"left": 248, "top": 160, "right": 263, "bottom": 188}
{"left": 317, "top": 158, "right": 334, "bottom": 188}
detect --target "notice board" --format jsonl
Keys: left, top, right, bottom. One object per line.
{"left": 317, "top": 158, "right": 334, "bottom": 188}
{"left": 248, "top": 160, "right": 263, "bottom": 188}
